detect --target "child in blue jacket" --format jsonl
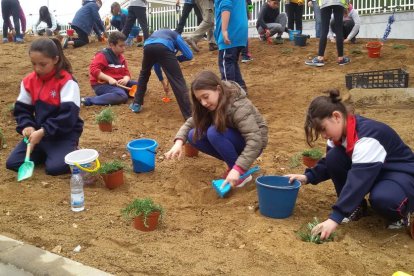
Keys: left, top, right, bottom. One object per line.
{"left": 129, "top": 29, "right": 193, "bottom": 120}
{"left": 6, "top": 38, "right": 83, "bottom": 176}
{"left": 287, "top": 89, "right": 414, "bottom": 240}
{"left": 63, "top": 0, "right": 106, "bottom": 49}
{"left": 214, "top": 0, "right": 248, "bottom": 91}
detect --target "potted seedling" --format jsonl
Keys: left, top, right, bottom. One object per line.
{"left": 121, "top": 198, "right": 164, "bottom": 232}
{"left": 95, "top": 107, "right": 115, "bottom": 132}
{"left": 98, "top": 160, "right": 125, "bottom": 189}
{"left": 296, "top": 217, "right": 335, "bottom": 244}
{"left": 302, "top": 148, "right": 323, "bottom": 168}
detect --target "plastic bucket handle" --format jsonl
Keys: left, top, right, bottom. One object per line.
{"left": 74, "top": 158, "right": 101, "bottom": 173}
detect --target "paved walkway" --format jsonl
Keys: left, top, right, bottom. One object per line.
{"left": 0, "top": 235, "right": 113, "bottom": 276}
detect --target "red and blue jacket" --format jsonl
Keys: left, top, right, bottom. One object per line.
{"left": 89, "top": 48, "right": 131, "bottom": 86}
{"left": 305, "top": 115, "right": 414, "bottom": 223}
{"left": 15, "top": 69, "right": 83, "bottom": 141}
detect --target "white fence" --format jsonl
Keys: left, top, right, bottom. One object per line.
{"left": 147, "top": 0, "right": 414, "bottom": 32}
{"left": 60, "top": 0, "right": 413, "bottom": 35}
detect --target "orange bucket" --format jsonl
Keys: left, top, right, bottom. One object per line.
{"left": 66, "top": 29, "right": 74, "bottom": 36}
{"left": 366, "top": 41, "right": 383, "bottom": 58}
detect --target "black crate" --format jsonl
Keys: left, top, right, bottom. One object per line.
{"left": 345, "top": 68, "right": 409, "bottom": 89}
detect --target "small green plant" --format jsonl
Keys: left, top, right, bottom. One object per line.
{"left": 121, "top": 198, "right": 164, "bottom": 228}
{"left": 97, "top": 160, "right": 124, "bottom": 174}
{"left": 289, "top": 153, "right": 302, "bottom": 168}
{"left": 350, "top": 48, "right": 362, "bottom": 54}
{"left": 302, "top": 148, "right": 323, "bottom": 160}
{"left": 296, "top": 217, "right": 335, "bottom": 244}
{"left": 393, "top": 44, "right": 407, "bottom": 50}
{"left": 95, "top": 108, "right": 115, "bottom": 124}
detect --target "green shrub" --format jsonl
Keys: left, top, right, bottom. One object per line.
{"left": 95, "top": 108, "right": 115, "bottom": 124}
{"left": 121, "top": 198, "right": 164, "bottom": 228}
{"left": 296, "top": 217, "right": 335, "bottom": 244}
{"left": 302, "top": 148, "right": 323, "bottom": 160}
{"left": 97, "top": 160, "right": 124, "bottom": 174}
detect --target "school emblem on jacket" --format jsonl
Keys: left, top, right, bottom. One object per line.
{"left": 50, "top": 90, "right": 57, "bottom": 98}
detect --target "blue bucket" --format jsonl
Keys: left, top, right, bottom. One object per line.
{"left": 288, "top": 30, "right": 301, "bottom": 41}
{"left": 256, "top": 176, "right": 301, "bottom": 219}
{"left": 126, "top": 139, "right": 158, "bottom": 173}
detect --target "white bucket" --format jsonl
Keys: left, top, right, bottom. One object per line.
{"left": 65, "top": 149, "right": 100, "bottom": 184}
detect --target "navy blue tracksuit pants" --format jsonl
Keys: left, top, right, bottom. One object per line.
{"left": 326, "top": 146, "right": 414, "bottom": 222}
{"left": 218, "top": 46, "right": 247, "bottom": 91}
{"left": 6, "top": 139, "right": 78, "bottom": 176}
{"left": 134, "top": 43, "right": 191, "bottom": 120}
{"left": 187, "top": 126, "right": 245, "bottom": 169}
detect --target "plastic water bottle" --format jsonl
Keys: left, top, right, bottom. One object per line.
{"left": 70, "top": 167, "right": 85, "bottom": 212}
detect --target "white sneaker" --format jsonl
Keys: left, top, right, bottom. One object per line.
{"left": 387, "top": 219, "right": 406, "bottom": 230}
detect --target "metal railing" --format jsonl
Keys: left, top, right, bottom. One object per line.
{"left": 59, "top": 0, "right": 413, "bottom": 34}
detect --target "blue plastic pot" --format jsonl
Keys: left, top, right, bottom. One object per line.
{"left": 255, "top": 176, "right": 301, "bottom": 219}
{"left": 127, "top": 138, "right": 158, "bottom": 173}
{"left": 288, "top": 30, "right": 301, "bottom": 41}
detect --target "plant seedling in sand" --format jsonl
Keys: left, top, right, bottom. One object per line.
{"left": 95, "top": 107, "right": 115, "bottom": 124}
{"left": 302, "top": 148, "right": 323, "bottom": 160}
{"left": 121, "top": 198, "right": 164, "bottom": 228}
{"left": 296, "top": 217, "right": 335, "bottom": 244}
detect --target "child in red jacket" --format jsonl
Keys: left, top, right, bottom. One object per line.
{"left": 83, "top": 31, "right": 136, "bottom": 106}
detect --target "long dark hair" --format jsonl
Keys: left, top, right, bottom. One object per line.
{"left": 29, "top": 38, "right": 73, "bottom": 78}
{"left": 39, "top": 6, "right": 52, "bottom": 28}
{"left": 304, "top": 89, "right": 348, "bottom": 146}
{"left": 190, "top": 71, "right": 238, "bottom": 141}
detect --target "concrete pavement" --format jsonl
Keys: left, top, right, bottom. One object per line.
{"left": 0, "top": 235, "right": 113, "bottom": 276}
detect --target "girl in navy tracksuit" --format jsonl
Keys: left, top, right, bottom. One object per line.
{"left": 63, "top": 0, "right": 105, "bottom": 49}
{"left": 1, "top": 0, "right": 24, "bottom": 42}
{"left": 6, "top": 38, "right": 83, "bottom": 176}
{"left": 288, "top": 89, "right": 414, "bottom": 240}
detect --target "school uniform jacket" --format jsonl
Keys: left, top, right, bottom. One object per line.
{"left": 71, "top": 0, "right": 105, "bottom": 36}
{"left": 174, "top": 82, "right": 268, "bottom": 171}
{"left": 89, "top": 48, "right": 131, "bottom": 86}
{"left": 305, "top": 115, "right": 414, "bottom": 223}
{"left": 14, "top": 69, "right": 83, "bottom": 141}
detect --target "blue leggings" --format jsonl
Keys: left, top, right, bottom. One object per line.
{"left": 188, "top": 126, "right": 245, "bottom": 169}
{"left": 6, "top": 139, "right": 78, "bottom": 176}
{"left": 86, "top": 81, "right": 138, "bottom": 106}
{"left": 326, "top": 147, "right": 414, "bottom": 221}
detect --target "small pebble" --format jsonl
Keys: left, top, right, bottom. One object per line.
{"left": 73, "top": 245, "right": 81, "bottom": 253}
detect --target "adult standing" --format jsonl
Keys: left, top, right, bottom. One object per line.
{"left": 185, "top": 0, "right": 217, "bottom": 52}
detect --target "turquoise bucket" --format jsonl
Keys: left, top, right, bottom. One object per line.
{"left": 256, "top": 176, "right": 301, "bottom": 219}
{"left": 289, "top": 30, "right": 301, "bottom": 41}
{"left": 127, "top": 139, "right": 158, "bottom": 173}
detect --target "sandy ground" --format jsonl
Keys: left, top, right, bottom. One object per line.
{"left": 0, "top": 36, "right": 413, "bottom": 275}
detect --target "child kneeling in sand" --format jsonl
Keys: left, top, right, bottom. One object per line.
{"left": 165, "top": 71, "right": 268, "bottom": 188}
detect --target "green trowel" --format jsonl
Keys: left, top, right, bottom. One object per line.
{"left": 17, "top": 137, "right": 34, "bottom": 182}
